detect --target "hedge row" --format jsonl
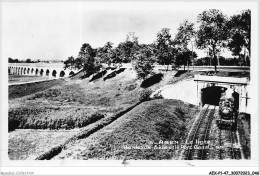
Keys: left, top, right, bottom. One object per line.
{"left": 9, "top": 107, "right": 104, "bottom": 131}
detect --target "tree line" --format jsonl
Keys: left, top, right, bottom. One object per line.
{"left": 63, "top": 9, "right": 250, "bottom": 80}
{"left": 8, "top": 58, "right": 39, "bottom": 63}
{"left": 8, "top": 58, "right": 64, "bottom": 64}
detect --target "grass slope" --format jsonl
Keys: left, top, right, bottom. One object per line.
{"left": 54, "top": 99, "right": 199, "bottom": 160}
{"left": 9, "top": 79, "right": 65, "bottom": 99}
{"left": 8, "top": 129, "right": 78, "bottom": 160}
{"left": 9, "top": 68, "right": 200, "bottom": 160}
{"left": 237, "top": 113, "right": 251, "bottom": 159}
{"left": 9, "top": 69, "right": 141, "bottom": 132}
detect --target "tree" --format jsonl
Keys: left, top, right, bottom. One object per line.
{"left": 64, "top": 56, "right": 75, "bottom": 70}
{"left": 117, "top": 32, "right": 139, "bottom": 63}
{"left": 132, "top": 45, "right": 155, "bottom": 80}
{"left": 112, "top": 47, "right": 122, "bottom": 64}
{"left": 155, "top": 28, "right": 175, "bottom": 71}
{"left": 78, "top": 43, "right": 101, "bottom": 75}
{"left": 26, "top": 58, "right": 32, "bottom": 63}
{"left": 8, "top": 58, "right": 20, "bottom": 63}
{"left": 175, "top": 49, "right": 197, "bottom": 70}
{"left": 227, "top": 10, "right": 251, "bottom": 66}
{"left": 196, "top": 9, "right": 229, "bottom": 72}
{"left": 95, "top": 47, "right": 105, "bottom": 63}
{"left": 228, "top": 33, "right": 245, "bottom": 56}
{"left": 8, "top": 57, "right": 14, "bottom": 63}
{"left": 102, "top": 42, "right": 114, "bottom": 66}
{"left": 174, "top": 20, "right": 196, "bottom": 70}
{"left": 73, "top": 57, "right": 85, "bottom": 70}
{"left": 63, "top": 43, "right": 101, "bottom": 76}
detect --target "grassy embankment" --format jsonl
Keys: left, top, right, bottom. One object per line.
{"left": 9, "top": 78, "right": 65, "bottom": 99}
{"left": 9, "top": 68, "right": 140, "bottom": 159}
{"left": 8, "top": 129, "right": 79, "bottom": 160}
{"left": 9, "top": 68, "right": 200, "bottom": 160}
{"left": 54, "top": 99, "right": 199, "bottom": 160}
{"left": 237, "top": 113, "right": 251, "bottom": 159}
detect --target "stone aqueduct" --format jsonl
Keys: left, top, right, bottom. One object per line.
{"left": 8, "top": 64, "right": 79, "bottom": 78}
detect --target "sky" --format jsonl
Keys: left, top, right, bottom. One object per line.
{"left": 2, "top": 1, "right": 253, "bottom": 61}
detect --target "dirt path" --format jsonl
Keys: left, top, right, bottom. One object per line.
{"left": 152, "top": 79, "right": 198, "bottom": 105}
{"left": 9, "top": 77, "right": 61, "bottom": 86}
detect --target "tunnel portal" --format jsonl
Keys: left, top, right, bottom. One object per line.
{"left": 201, "top": 86, "right": 227, "bottom": 106}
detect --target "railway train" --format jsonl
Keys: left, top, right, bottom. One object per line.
{"left": 216, "top": 88, "right": 239, "bottom": 130}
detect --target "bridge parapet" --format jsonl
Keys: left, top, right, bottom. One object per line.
{"left": 194, "top": 75, "right": 250, "bottom": 114}
{"left": 194, "top": 75, "right": 249, "bottom": 85}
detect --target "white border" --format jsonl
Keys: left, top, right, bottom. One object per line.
{"left": 1, "top": 0, "right": 259, "bottom": 175}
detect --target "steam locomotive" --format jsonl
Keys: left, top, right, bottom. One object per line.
{"left": 216, "top": 88, "right": 239, "bottom": 130}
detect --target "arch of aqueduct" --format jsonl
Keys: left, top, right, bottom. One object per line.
{"left": 8, "top": 63, "right": 79, "bottom": 78}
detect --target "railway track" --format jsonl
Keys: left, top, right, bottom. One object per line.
{"left": 181, "top": 104, "right": 242, "bottom": 160}
{"left": 218, "top": 125, "right": 242, "bottom": 160}
{"left": 182, "top": 104, "right": 216, "bottom": 160}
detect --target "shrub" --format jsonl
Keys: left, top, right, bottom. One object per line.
{"left": 155, "top": 119, "right": 175, "bottom": 140}
{"left": 153, "top": 90, "right": 163, "bottom": 99}
{"left": 175, "top": 107, "right": 185, "bottom": 118}
{"left": 124, "top": 83, "right": 137, "bottom": 91}
{"left": 132, "top": 47, "right": 154, "bottom": 80}
{"left": 174, "top": 70, "right": 188, "bottom": 77}
{"left": 139, "top": 89, "right": 153, "bottom": 102}
{"left": 8, "top": 118, "right": 20, "bottom": 132}
{"left": 140, "top": 73, "right": 163, "bottom": 88}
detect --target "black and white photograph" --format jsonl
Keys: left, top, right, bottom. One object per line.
{"left": 1, "top": 1, "right": 259, "bottom": 175}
